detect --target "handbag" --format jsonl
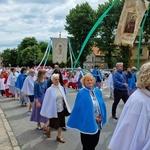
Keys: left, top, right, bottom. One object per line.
{"left": 64, "top": 106, "right": 70, "bottom": 117}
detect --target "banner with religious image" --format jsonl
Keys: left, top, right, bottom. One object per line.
{"left": 52, "top": 38, "right": 68, "bottom": 63}
{"left": 114, "top": 0, "right": 149, "bottom": 47}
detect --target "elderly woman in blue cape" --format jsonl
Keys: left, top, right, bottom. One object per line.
{"left": 108, "top": 62, "right": 150, "bottom": 150}
{"left": 40, "top": 73, "right": 71, "bottom": 143}
{"left": 67, "top": 73, "right": 107, "bottom": 150}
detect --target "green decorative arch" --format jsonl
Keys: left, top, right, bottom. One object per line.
{"left": 72, "top": 0, "right": 120, "bottom": 73}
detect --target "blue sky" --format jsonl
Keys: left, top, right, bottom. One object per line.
{"left": 0, "top": 0, "right": 108, "bottom": 52}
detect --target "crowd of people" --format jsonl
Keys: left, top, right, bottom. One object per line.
{"left": 0, "top": 61, "right": 150, "bottom": 149}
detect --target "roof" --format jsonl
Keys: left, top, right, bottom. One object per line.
{"left": 92, "top": 46, "right": 106, "bottom": 56}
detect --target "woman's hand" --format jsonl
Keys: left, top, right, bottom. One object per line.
{"left": 36, "top": 99, "right": 41, "bottom": 108}
{"left": 96, "top": 116, "right": 102, "bottom": 124}
{"left": 36, "top": 102, "right": 41, "bottom": 108}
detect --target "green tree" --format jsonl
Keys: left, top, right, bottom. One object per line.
{"left": 2, "top": 48, "right": 18, "bottom": 67}
{"left": 143, "top": 0, "right": 150, "bottom": 42}
{"left": 95, "top": 0, "right": 124, "bottom": 68}
{"left": 116, "top": 45, "right": 131, "bottom": 69}
{"left": 39, "top": 41, "right": 48, "bottom": 53}
{"left": 17, "top": 37, "right": 39, "bottom": 65}
{"left": 1, "top": 37, "right": 53, "bottom": 67}
{"left": 20, "top": 45, "right": 41, "bottom": 67}
{"left": 65, "top": 2, "right": 97, "bottom": 66}
{"left": 18, "top": 37, "right": 38, "bottom": 51}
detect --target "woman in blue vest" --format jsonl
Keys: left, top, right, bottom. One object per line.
{"left": 67, "top": 73, "right": 107, "bottom": 150}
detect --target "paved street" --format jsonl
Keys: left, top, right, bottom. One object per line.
{"left": 0, "top": 85, "right": 124, "bottom": 150}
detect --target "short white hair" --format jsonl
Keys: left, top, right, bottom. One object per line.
{"left": 116, "top": 62, "right": 123, "bottom": 67}
{"left": 51, "top": 73, "right": 59, "bottom": 81}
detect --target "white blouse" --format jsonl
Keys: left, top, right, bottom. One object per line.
{"left": 56, "top": 87, "right": 64, "bottom": 112}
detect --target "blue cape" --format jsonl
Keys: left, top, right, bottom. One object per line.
{"left": 92, "top": 69, "right": 103, "bottom": 81}
{"left": 15, "top": 74, "right": 27, "bottom": 90}
{"left": 67, "top": 87, "right": 107, "bottom": 134}
{"left": 128, "top": 72, "right": 137, "bottom": 89}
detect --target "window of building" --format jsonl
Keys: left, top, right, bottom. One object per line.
{"left": 101, "top": 57, "right": 105, "bottom": 62}
{"left": 92, "top": 56, "right": 94, "bottom": 62}
{"left": 140, "top": 48, "right": 143, "bottom": 55}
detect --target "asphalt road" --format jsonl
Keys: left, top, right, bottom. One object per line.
{"left": 0, "top": 85, "right": 124, "bottom": 150}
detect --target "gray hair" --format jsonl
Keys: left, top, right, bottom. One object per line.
{"left": 51, "top": 73, "right": 59, "bottom": 81}
{"left": 116, "top": 62, "right": 123, "bottom": 67}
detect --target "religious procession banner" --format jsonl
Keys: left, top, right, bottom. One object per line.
{"left": 52, "top": 38, "right": 68, "bottom": 63}
{"left": 114, "top": 0, "right": 149, "bottom": 47}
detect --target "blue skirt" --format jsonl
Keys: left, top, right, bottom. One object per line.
{"left": 30, "top": 94, "right": 48, "bottom": 123}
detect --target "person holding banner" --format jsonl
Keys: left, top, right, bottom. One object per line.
{"left": 108, "top": 62, "right": 150, "bottom": 150}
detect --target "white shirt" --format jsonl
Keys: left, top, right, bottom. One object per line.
{"left": 56, "top": 87, "right": 64, "bottom": 112}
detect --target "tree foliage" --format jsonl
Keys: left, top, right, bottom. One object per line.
{"left": 39, "top": 41, "right": 48, "bottom": 53}
{"left": 65, "top": 2, "right": 97, "bottom": 66}
{"left": 2, "top": 37, "right": 49, "bottom": 67}
{"left": 95, "top": 0, "right": 124, "bottom": 68}
{"left": 143, "top": 0, "right": 150, "bottom": 42}
{"left": 2, "top": 48, "right": 18, "bottom": 67}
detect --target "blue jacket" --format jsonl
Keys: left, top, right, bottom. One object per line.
{"left": 113, "top": 70, "right": 127, "bottom": 91}
{"left": 34, "top": 80, "right": 47, "bottom": 99}
{"left": 67, "top": 87, "right": 107, "bottom": 134}
{"left": 128, "top": 72, "right": 137, "bottom": 89}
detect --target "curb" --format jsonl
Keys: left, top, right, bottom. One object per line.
{"left": 0, "top": 107, "right": 21, "bottom": 150}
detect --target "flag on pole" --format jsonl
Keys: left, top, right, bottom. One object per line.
{"left": 52, "top": 38, "right": 68, "bottom": 63}
{"left": 114, "top": 0, "right": 149, "bottom": 47}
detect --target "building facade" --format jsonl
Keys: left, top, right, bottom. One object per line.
{"left": 131, "top": 42, "right": 150, "bottom": 67}
{"left": 83, "top": 47, "right": 108, "bottom": 69}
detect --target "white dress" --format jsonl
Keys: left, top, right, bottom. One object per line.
{"left": 0, "top": 78, "right": 5, "bottom": 90}
{"left": 108, "top": 88, "right": 150, "bottom": 150}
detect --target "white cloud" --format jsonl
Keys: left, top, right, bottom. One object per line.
{"left": 0, "top": 0, "right": 108, "bottom": 52}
